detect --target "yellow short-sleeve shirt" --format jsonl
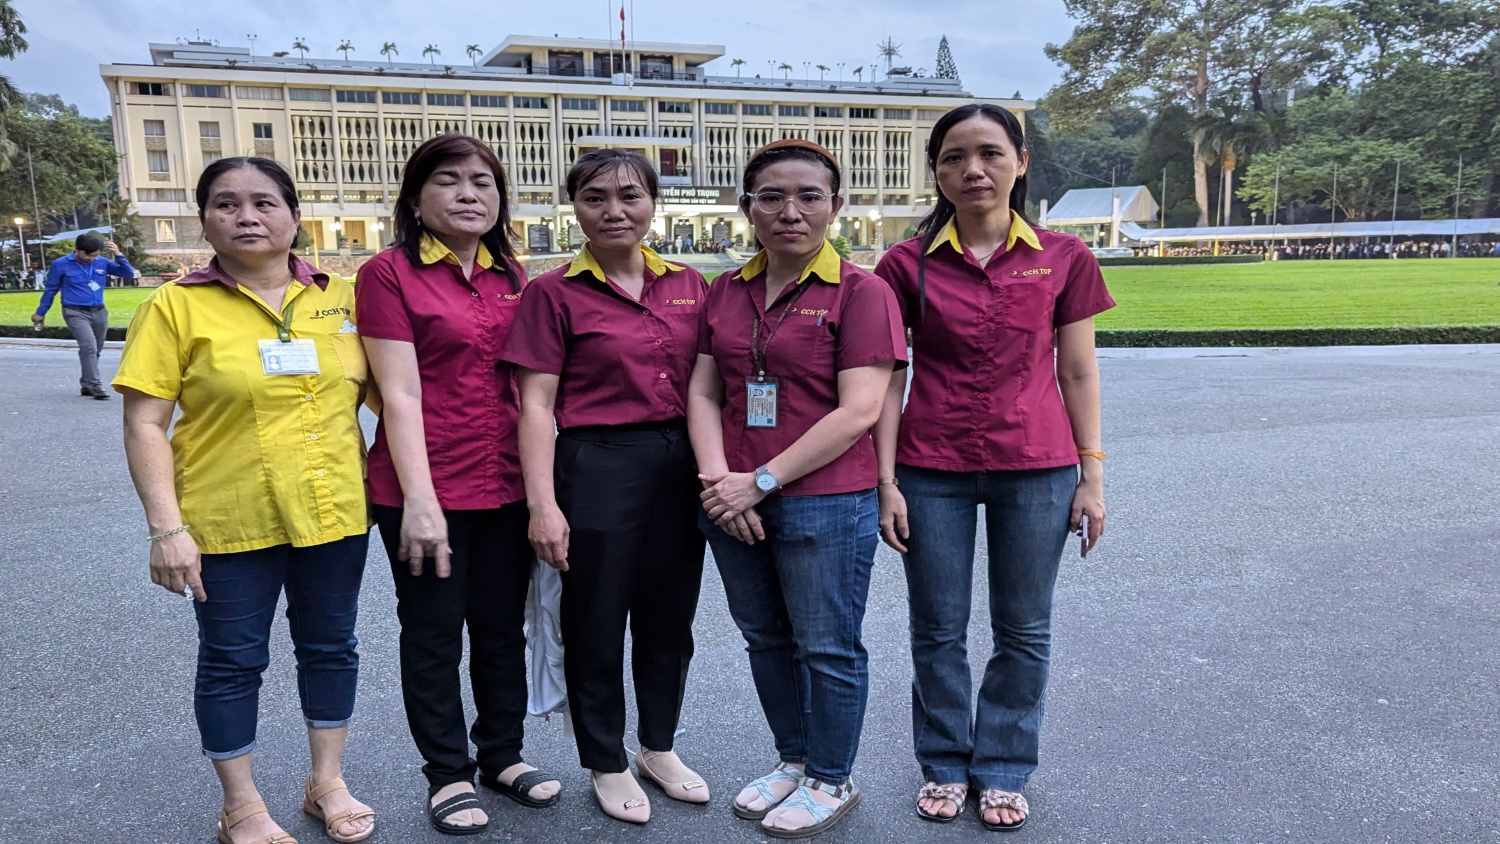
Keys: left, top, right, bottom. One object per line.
{"left": 113, "top": 256, "right": 370, "bottom": 554}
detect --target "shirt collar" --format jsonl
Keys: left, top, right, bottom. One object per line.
{"left": 419, "top": 233, "right": 495, "bottom": 270}
{"left": 925, "top": 210, "right": 1042, "bottom": 257}
{"left": 739, "top": 239, "right": 843, "bottom": 285}
{"left": 564, "top": 244, "right": 684, "bottom": 283}
{"left": 178, "top": 255, "right": 329, "bottom": 290}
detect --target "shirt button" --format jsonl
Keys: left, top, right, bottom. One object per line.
{"left": 315, "top": 469, "right": 327, "bottom": 478}
{"left": 658, "top": 372, "right": 668, "bottom": 380}
{"left": 471, "top": 291, "right": 479, "bottom": 298}
{"left": 303, "top": 394, "right": 314, "bottom": 402}
{"left": 307, "top": 433, "right": 320, "bottom": 441}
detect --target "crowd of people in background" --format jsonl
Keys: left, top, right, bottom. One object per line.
{"left": 1145, "top": 238, "right": 1500, "bottom": 260}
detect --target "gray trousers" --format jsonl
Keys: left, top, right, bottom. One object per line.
{"left": 62, "top": 306, "right": 109, "bottom": 390}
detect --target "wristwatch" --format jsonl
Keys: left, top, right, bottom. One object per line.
{"left": 754, "top": 466, "right": 782, "bottom": 495}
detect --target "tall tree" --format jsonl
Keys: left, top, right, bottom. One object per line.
{"left": 336, "top": 40, "right": 354, "bottom": 63}
{"left": 379, "top": 42, "right": 398, "bottom": 64}
{"left": 935, "top": 35, "right": 959, "bottom": 80}
{"left": 466, "top": 44, "right": 482, "bottom": 68}
{"left": 422, "top": 44, "right": 441, "bottom": 65}
{"left": 1047, "top": 0, "right": 1337, "bottom": 226}
{"left": 291, "top": 37, "right": 309, "bottom": 60}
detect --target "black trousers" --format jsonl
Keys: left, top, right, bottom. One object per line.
{"left": 555, "top": 421, "right": 707, "bottom": 772}
{"left": 373, "top": 502, "right": 533, "bottom": 792}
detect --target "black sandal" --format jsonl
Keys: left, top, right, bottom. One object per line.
{"left": 480, "top": 768, "right": 562, "bottom": 808}
{"left": 978, "top": 788, "right": 1028, "bottom": 832}
{"left": 429, "top": 790, "right": 489, "bottom": 836}
{"left": 914, "top": 782, "right": 967, "bottom": 823}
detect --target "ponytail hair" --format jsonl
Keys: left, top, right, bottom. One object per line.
{"left": 912, "top": 103, "right": 1031, "bottom": 323}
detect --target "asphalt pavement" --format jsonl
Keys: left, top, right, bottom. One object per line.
{"left": 0, "top": 341, "right": 1496, "bottom": 843}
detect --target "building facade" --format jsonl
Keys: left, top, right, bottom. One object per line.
{"left": 101, "top": 35, "right": 1030, "bottom": 256}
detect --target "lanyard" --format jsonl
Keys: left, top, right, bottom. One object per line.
{"left": 275, "top": 297, "right": 296, "bottom": 343}
{"left": 750, "top": 278, "right": 812, "bottom": 381}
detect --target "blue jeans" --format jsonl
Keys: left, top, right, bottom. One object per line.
{"left": 193, "top": 533, "right": 369, "bottom": 760}
{"left": 897, "top": 465, "right": 1075, "bottom": 792}
{"left": 702, "top": 490, "right": 877, "bottom": 785}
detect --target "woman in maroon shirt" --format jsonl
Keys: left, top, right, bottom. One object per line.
{"left": 357, "top": 134, "right": 559, "bottom": 836}
{"left": 873, "top": 104, "right": 1113, "bottom": 832}
{"left": 688, "top": 140, "right": 907, "bottom": 839}
{"left": 502, "top": 150, "right": 709, "bottom": 826}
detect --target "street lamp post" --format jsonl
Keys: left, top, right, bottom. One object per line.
{"left": 13, "top": 216, "right": 27, "bottom": 276}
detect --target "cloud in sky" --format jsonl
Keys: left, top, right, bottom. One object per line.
{"left": 8, "top": 0, "right": 1077, "bottom": 115}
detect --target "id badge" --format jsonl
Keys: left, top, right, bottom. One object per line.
{"left": 746, "top": 377, "right": 779, "bottom": 428}
{"left": 258, "top": 338, "right": 320, "bottom": 375}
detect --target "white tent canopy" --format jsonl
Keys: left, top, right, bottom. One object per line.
{"left": 1119, "top": 218, "right": 1500, "bottom": 243}
{"left": 1044, "top": 186, "right": 1160, "bottom": 226}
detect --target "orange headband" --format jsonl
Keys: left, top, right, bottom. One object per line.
{"left": 747, "top": 138, "right": 841, "bottom": 180}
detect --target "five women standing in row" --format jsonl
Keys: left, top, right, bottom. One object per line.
{"left": 120, "top": 100, "right": 1109, "bottom": 841}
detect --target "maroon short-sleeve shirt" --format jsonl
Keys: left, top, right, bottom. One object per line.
{"left": 500, "top": 245, "right": 706, "bottom": 429}
{"left": 356, "top": 238, "right": 526, "bottom": 510}
{"left": 875, "top": 213, "right": 1115, "bottom": 472}
{"left": 699, "top": 240, "right": 908, "bottom": 496}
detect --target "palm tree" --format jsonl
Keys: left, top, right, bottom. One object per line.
{"left": 337, "top": 40, "right": 354, "bottom": 63}
{"left": 292, "top": 37, "right": 309, "bottom": 60}
{"left": 379, "top": 42, "right": 398, "bottom": 64}
{"left": 815, "top": 64, "right": 829, "bottom": 80}
{"left": 730, "top": 58, "right": 745, "bottom": 77}
{"left": 466, "top": 44, "right": 482, "bottom": 67}
{"left": 853, "top": 66, "right": 864, "bottom": 82}
{"left": 0, "top": 0, "right": 29, "bottom": 59}
{"left": 422, "top": 44, "right": 440, "bottom": 65}
{"left": 777, "top": 63, "right": 792, "bottom": 79}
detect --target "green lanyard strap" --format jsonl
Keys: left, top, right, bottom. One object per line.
{"left": 276, "top": 297, "right": 295, "bottom": 343}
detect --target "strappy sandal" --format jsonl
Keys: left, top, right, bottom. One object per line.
{"left": 731, "top": 762, "right": 804, "bottom": 820}
{"left": 914, "top": 781, "right": 968, "bottom": 823}
{"left": 302, "top": 778, "right": 375, "bottom": 843}
{"left": 761, "top": 777, "right": 861, "bottom": 840}
{"left": 636, "top": 751, "right": 710, "bottom": 805}
{"left": 428, "top": 789, "right": 489, "bottom": 837}
{"left": 217, "top": 800, "right": 297, "bottom": 844}
{"left": 978, "top": 788, "right": 1029, "bottom": 832}
{"left": 479, "top": 767, "right": 561, "bottom": 808}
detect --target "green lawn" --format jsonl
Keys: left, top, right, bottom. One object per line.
{"left": 1, "top": 287, "right": 156, "bottom": 328}
{"left": 2, "top": 258, "right": 1497, "bottom": 331}
{"left": 1095, "top": 258, "right": 1500, "bottom": 330}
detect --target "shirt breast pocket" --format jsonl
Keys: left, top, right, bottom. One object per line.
{"left": 1000, "top": 277, "right": 1057, "bottom": 332}
{"left": 771, "top": 318, "right": 835, "bottom": 378}
{"left": 329, "top": 332, "right": 367, "bottom": 385}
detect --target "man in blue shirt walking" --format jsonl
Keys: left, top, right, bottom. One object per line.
{"left": 31, "top": 233, "right": 135, "bottom": 399}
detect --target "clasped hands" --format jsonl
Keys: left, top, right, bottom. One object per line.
{"left": 698, "top": 471, "right": 768, "bottom": 545}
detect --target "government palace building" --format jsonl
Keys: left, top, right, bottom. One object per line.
{"left": 100, "top": 35, "right": 1031, "bottom": 257}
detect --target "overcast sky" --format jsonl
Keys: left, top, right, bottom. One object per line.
{"left": 11, "top": 0, "right": 1077, "bottom": 116}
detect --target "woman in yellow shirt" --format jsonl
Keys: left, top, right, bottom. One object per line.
{"left": 115, "top": 157, "right": 375, "bottom": 844}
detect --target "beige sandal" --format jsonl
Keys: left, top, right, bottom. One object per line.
{"left": 216, "top": 800, "right": 297, "bottom": 844}
{"left": 978, "top": 788, "right": 1029, "bottom": 832}
{"left": 302, "top": 778, "right": 376, "bottom": 843}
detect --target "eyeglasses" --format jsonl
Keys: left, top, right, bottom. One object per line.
{"left": 744, "top": 190, "right": 833, "bottom": 215}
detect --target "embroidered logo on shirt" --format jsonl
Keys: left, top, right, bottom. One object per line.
{"left": 501, "top": 292, "right": 522, "bottom": 301}
{"left": 310, "top": 306, "right": 352, "bottom": 319}
{"left": 797, "top": 307, "right": 830, "bottom": 318}
{"left": 668, "top": 298, "right": 698, "bottom": 306}
{"left": 1012, "top": 267, "right": 1053, "bottom": 278}
{"left": 339, "top": 319, "right": 358, "bottom": 334}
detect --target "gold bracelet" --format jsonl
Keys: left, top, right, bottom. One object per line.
{"left": 1077, "top": 449, "right": 1107, "bottom": 461}
{"left": 878, "top": 477, "right": 899, "bottom": 487}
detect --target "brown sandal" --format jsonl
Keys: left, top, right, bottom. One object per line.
{"left": 217, "top": 800, "right": 297, "bottom": 844}
{"left": 303, "top": 778, "right": 376, "bottom": 843}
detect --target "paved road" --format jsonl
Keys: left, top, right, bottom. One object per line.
{"left": 1, "top": 343, "right": 1497, "bottom": 843}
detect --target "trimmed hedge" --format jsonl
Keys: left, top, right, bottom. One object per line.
{"left": 1096, "top": 255, "right": 1264, "bottom": 267}
{"left": 6, "top": 323, "right": 1498, "bottom": 348}
{"left": 1097, "top": 326, "right": 1500, "bottom": 347}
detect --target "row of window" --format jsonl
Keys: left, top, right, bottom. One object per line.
{"left": 129, "top": 81, "right": 929, "bottom": 122}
